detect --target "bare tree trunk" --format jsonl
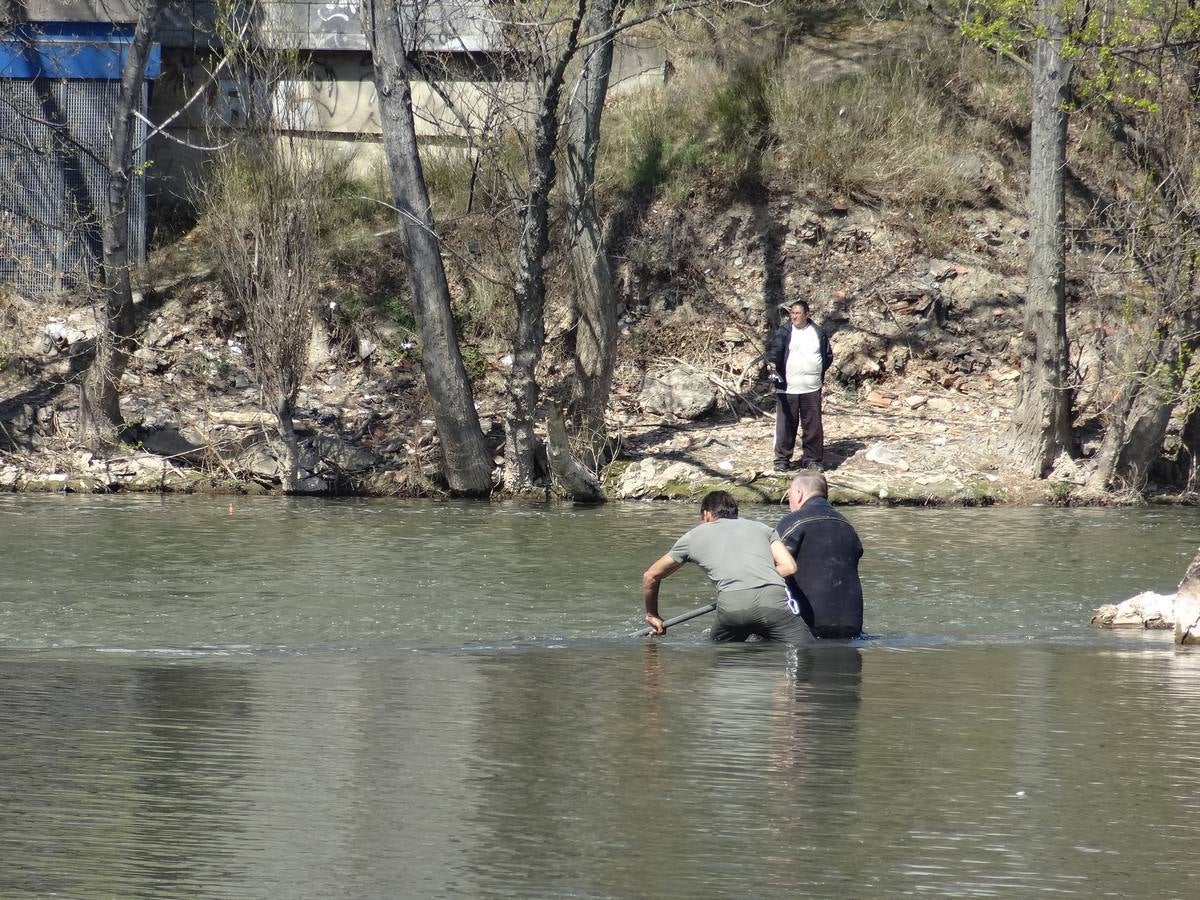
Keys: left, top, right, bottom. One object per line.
{"left": 1008, "top": 0, "right": 1074, "bottom": 476}
{"left": 1097, "top": 384, "right": 1174, "bottom": 491}
{"left": 275, "top": 395, "right": 302, "bottom": 491}
{"left": 504, "top": 0, "right": 590, "bottom": 493}
{"left": 363, "top": 0, "right": 493, "bottom": 495}
{"left": 1178, "top": 399, "right": 1200, "bottom": 491}
{"left": 564, "top": 0, "right": 622, "bottom": 447}
{"left": 1086, "top": 324, "right": 1199, "bottom": 493}
{"left": 78, "top": 0, "right": 165, "bottom": 447}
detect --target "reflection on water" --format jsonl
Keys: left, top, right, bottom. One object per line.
{"left": 3, "top": 645, "right": 1199, "bottom": 898}
{"left": 1, "top": 497, "right": 1200, "bottom": 897}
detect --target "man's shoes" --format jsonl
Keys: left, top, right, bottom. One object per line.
{"left": 801, "top": 461, "right": 823, "bottom": 472}
{"left": 773, "top": 462, "right": 790, "bottom": 473}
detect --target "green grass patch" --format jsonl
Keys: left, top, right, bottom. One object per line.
{"left": 598, "top": 61, "right": 724, "bottom": 198}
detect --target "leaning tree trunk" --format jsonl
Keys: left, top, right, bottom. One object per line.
{"left": 1086, "top": 82, "right": 1200, "bottom": 493}
{"left": 546, "top": 405, "right": 604, "bottom": 501}
{"left": 78, "top": 0, "right": 165, "bottom": 447}
{"left": 363, "top": 0, "right": 493, "bottom": 495}
{"left": 1086, "top": 324, "right": 1197, "bottom": 493}
{"left": 1177, "top": 394, "right": 1200, "bottom": 491}
{"left": 1100, "top": 381, "right": 1177, "bottom": 491}
{"left": 1008, "top": 0, "right": 1074, "bottom": 476}
{"left": 1086, "top": 219, "right": 1200, "bottom": 494}
{"left": 1175, "top": 545, "right": 1200, "bottom": 645}
{"left": 504, "top": 0, "right": 590, "bottom": 493}
{"left": 564, "top": 0, "right": 622, "bottom": 447}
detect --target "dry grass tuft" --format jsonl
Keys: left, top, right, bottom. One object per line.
{"left": 768, "top": 51, "right": 984, "bottom": 207}
{"left": 598, "top": 22, "right": 1027, "bottom": 210}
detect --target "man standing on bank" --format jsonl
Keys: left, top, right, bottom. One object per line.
{"left": 642, "top": 490, "right": 813, "bottom": 643}
{"left": 766, "top": 299, "right": 834, "bottom": 473}
{"left": 777, "top": 471, "right": 864, "bottom": 639}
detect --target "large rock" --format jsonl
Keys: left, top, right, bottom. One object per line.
{"left": 134, "top": 425, "right": 207, "bottom": 464}
{"left": 311, "top": 434, "right": 380, "bottom": 474}
{"left": 864, "top": 443, "right": 911, "bottom": 471}
{"left": 639, "top": 370, "right": 716, "bottom": 421}
{"left": 612, "top": 458, "right": 706, "bottom": 499}
{"left": 294, "top": 476, "right": 330, "bottom": 494}
{"left": 830, "top": 330, "right": 885, "bottom": 383}
{"left": 240, "top": 445, "right": 281, "bottom": 479}
{"left": 1090, "top": 591, "right": 1177, "bottom": 629}
{"left": 104, "top": 453, "right": 195, "bottom": 491}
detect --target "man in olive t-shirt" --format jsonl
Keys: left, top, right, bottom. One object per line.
{"left": 641, "top": 490, "right": 814, "bottom": 643}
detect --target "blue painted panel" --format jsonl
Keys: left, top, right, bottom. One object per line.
{"left": 0, "top": 22, "right": 162, "bottom": 81}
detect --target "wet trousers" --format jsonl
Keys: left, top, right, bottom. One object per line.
{"left": 712, "top": 586, "right": 814, "bottom": 643}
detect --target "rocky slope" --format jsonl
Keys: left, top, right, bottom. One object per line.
{"left": 0, "top": 186, "right": 1125, "bottom": 505}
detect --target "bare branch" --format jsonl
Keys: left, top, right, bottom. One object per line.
{"left": 132, "top": 13, "right": 252, "bottom": 152}
{"left": 131, "top": 110, "right": 236, "bottom": 151}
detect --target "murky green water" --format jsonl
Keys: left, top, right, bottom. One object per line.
{"left": 2, "top": 495, "right": 1199, "bottom": 898}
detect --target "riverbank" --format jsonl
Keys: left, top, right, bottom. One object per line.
{"left": 0, "top": 213, "right": 1195, "bottom": 506}
{"left": 3, "top": 14, "right": 1197, "bottom": 506}
{"left": 0, "top": 310, "right": 1184, "bottom": 508}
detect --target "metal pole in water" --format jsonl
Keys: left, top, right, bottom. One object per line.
{"left": 632, "top": 602, "right": 717, "bottom": 637}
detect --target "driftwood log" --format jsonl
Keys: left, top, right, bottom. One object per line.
{"left": 1175, "top": 546, "right": 1200, "bottom": 645}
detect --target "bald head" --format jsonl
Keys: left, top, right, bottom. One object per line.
{"left": 787, "top": 471, "right": 828, "bottom": 510}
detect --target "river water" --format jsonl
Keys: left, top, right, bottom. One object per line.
{"left": 1, "top": 495, "right": 1198, "bottom": 898}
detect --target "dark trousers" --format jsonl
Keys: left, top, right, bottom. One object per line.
{"left": 711, "top": 587, "right": 814, "bottom": 643}
{"left": 774, "top": 389, "right": 824, "bottom": 467}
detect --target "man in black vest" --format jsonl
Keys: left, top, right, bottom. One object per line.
{"left": 766, "top": 299, "right": 833, "bottom": 472}
{"left": 776, "top": 471, "right": 864, "bottom": 639}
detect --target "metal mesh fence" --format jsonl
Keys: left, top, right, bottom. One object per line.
{"left": 0, "top": 78, "right": 148, "bottom": 297}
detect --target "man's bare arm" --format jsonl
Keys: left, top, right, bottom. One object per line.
{"left": 770, "top": 539, "right": 797, "bottom": 577}
{"left": 642, "top": 555, "right": 683, "bottom": 635}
